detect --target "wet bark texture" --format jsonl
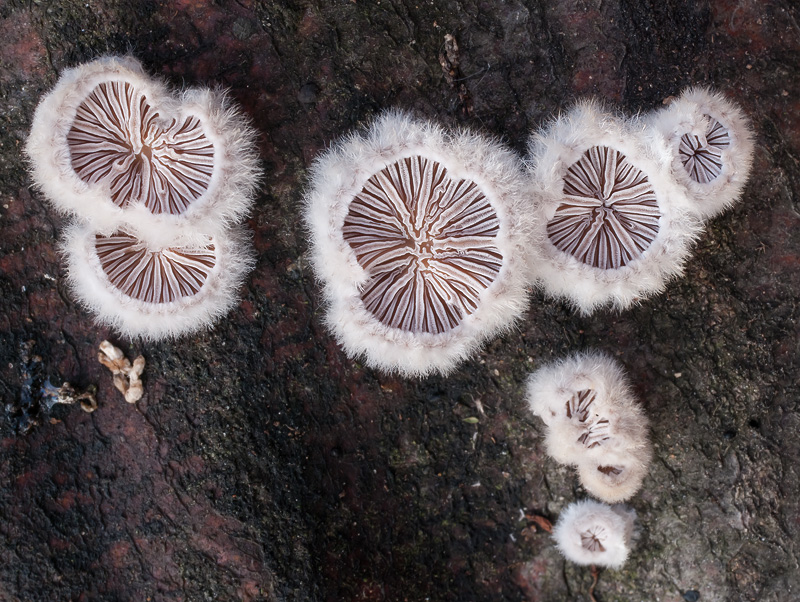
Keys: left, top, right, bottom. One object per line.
{"left": 1, "top": 0, "right": 799, "bottom": 600}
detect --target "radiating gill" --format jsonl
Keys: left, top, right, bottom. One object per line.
{"left": 67, "top": 80, "right": 214, "bottom": 215}
{"left": 342, "top": 156, "right": 502, "bottom": 334}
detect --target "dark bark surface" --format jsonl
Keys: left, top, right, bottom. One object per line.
{"left": 1, "top": 0, "right": 799, "bottom": 600}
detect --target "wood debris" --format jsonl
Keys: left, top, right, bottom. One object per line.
{"left": 98, "top": 340, "right": 145, "bottom": 403}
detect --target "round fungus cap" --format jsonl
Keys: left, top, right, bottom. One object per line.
{"left": 63, "top": 221, "right": 255, "bottom": 339}
{"left": 303, "top": 111, "right": 532, "bottom": 376}
{"left": 647, "top": 87, "right": 754, "bottom": 220}
{"left": 25, "top": 55, "right": 260, "bottom": 246}
{"left": 552, "top": 499, "right": 636, "bottom": 568}
{"left": 527, "top": 100, "right": 702, "bottom": 314}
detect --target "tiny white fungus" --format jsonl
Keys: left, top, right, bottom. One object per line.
{"left": 552, "top": 499, "right": 636, "bottom": 568}
{"left": 647, "top": 87, "right": 754, "bottom": 220}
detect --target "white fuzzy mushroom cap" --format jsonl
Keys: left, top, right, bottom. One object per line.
{"left": 62, "top": 221, "right": 255, "bottom": 340}
{"left": 526, "top": 351, "right": 651, "bottom": 499}
{"left": 647, "top": 87, "right": 754, "bottom": 220}
{"left": 552, "top": 499, "right": 636, "bottom": 568}
{"left": 303, "top": 110, "right": 533, "bottom": 377}
{"left": 25, "top": 55, "right": 261, "bottom": 247}
{"left": 527, "top": 100, "right": 702, "bottom": 314}
{"left": 577, "top": 446, "right": 652, "bottom": 503}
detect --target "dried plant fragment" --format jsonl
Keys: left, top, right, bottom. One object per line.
{"left": 6, "top": 341, "right": 98, "bottom": 434}
{"left": 547, "top": 146, "right": 660, "bottom": 270}
{"left": 524, "top": 513, "right": 553, "bottom": 533}
{"left": 342, "top": 156, "right": 501, "bottom": 334}
{"left": 68, "top": 81, "right": 214, "bottom": 215}
{"left": 41, "top": 381, "right": 98, "bottom": 412}
{"left": 98, "top": 340, "right": 145, "bottom": 403}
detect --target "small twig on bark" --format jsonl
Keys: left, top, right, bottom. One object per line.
{"left": 438, "top": 33, "right": 473, "bottom": 116}
{"left": 589, "top": 564, "right": 600, "bottom": 602}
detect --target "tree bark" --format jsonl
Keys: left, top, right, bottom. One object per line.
{"left": 1, "top": 0, "right": 799, "bottom": 600}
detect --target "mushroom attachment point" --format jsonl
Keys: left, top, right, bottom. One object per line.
{"left": 304, "top": 111, "right": 532, "bottom": 376}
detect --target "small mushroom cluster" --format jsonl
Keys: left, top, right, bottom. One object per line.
{"left": 526, "top": 352, "right": 650, "bottom": 568}
{"left": 304, "top": 89, "right": 752, "bottom": 376}
{"left": 529, "top": 88, "right": 753, "bottom": 314}
{"left": 26, "top": 56, "right": 260, "bottom": 339}
{"left": 526, "top": 352, "right": 652, "bottom": 503}
{"left": 21, "top": 53, "right": 757, "bottom": 589}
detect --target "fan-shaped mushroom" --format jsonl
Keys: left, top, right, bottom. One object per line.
{"left": 63, "top": 222, "right": 254, "bottom": 339}
{"left": 648, "top": 87, "right": 754, "bottom": 220}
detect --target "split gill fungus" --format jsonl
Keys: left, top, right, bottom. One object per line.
{"left": 26, "top": 55, "right": 260, "bottom": 246}
{"left": 304, "top": 111, "right": 531, "bottom": 376}
{"left": 94, "top": 232, "right": 217, "bottom": 304}
{"left": 64, "top": 222, "right": 254, "bottom": 340}
{"left": 647, "top": 86, "right": 754, "bottom": 220}
{"left": 580, "top": 524, "right": 608, "bottom": 553}
{"left": 547, "top": 145, "right": 660, "bottom": 270}
{"left": 527, "top": 100, "right": 700, "bottom": 314}
{"left": 526, "top": 351, "right": 652, "bottom": 503}
{"left": 553, "top": 499, "right": 637, "bottom": 569}
{"left": 26, "top": 55, "right": 260, "bottom": 338}
{"left": 341, "top": 155, "right": 502, "bottom": 335}
{"left": 67, "top": 80, "right": 215, "bottom": 216}
{"left": 679, "top": 116, "right": 730, "bottom": 185}
{"left": 565, "top": 388, "right": 612, "bottom": 450}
